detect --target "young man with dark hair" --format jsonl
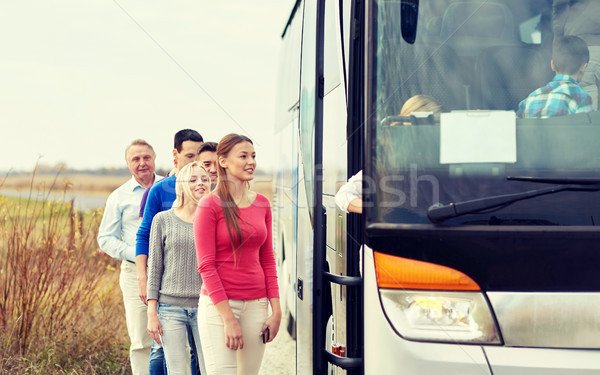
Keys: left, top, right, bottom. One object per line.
{"left": 173, "top": 129, "right": 205, "bottom": 166}
{"left": 517, "top": 35, "right": 593, "bottom": 118}
{"left": 197, "top": 141, "right": 218, "bottom": 189}
{"left": 136, "top": 129, "right": 206, "bottom": 375}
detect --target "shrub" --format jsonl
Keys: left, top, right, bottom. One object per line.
{"left": 0, "top": 170, "right": 129, "bottom": 374}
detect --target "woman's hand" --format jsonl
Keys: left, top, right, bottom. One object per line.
{"left": 260, "top": 297, "right": 282, "bottom": 343}
{"left": 136, "top": 255, "right": 148, "bottom": 305}
{"left": 223, "top": 317, "right": 244, "bottom": 350}
{"left": 147, "top": 300, "right": 162, "bottom": 343}
{"left": 138, "top": 276, "right": 148, "bottom": 305}
{"left": 214, "top": 300, "right": 244, "bottom": 350}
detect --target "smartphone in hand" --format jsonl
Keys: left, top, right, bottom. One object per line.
{"left": 262, "top": 327, "right": 270, "bottom": 344}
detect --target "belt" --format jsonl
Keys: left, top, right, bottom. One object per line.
{"left": 126, "top": 260, "right": 135, "bottom": 264}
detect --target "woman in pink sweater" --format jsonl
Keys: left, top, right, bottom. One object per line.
{"left": 194, "top": 133, "right": 280, "bottom": 375}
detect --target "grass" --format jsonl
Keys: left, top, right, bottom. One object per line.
{"left": 0, "top": 171, "right": 129, "bottom": 374}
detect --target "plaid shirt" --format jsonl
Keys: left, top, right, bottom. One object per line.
{"left": 516, "top": 74, "right": 593, "bottom": 118}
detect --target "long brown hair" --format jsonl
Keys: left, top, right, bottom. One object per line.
{"left": 215, "top": 133, "right": 253, "bottom": 255}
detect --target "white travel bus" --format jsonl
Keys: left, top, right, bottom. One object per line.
{"left": 273, "top": 0, "right": 600, "bottom": 374}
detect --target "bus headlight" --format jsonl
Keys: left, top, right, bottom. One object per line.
{"left": 380, "top": 290, "right": 501, "bottom": 344}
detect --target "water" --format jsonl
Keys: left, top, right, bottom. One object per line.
{"left": 1, "top": 190, "right": 108, "bottom": 211}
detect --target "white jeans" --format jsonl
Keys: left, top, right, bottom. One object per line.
{"left": 198, "top": 295, "right": 268, "bottom": 375}
{"left": 120, "top": 261, "right": 152, "bottom": 375}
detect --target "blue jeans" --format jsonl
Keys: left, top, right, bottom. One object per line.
{"left": 149, "top": 328, "right": 201, "bottom": 374}
{"left": 158, "top": 303, "right": 206, "bottom": 375}
{"left": 149, "top": 340, "right": 167, "bottom": 375}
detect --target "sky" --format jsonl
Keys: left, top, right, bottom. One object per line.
{"left": 0, "top": 1, "right": 293, "bottom": 173}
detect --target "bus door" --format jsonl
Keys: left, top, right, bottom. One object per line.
{"left": 311, "top": 0, "right": 365, "bottom": 374}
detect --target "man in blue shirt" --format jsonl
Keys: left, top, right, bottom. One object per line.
{"left": 136, "top": 129, "right": 204, "bottom": 375}
{"left": 97, "top": 139, "right": 160, "bottom": 375}
{"left": 517, "top": 35, "right": 593, "bottom": 118}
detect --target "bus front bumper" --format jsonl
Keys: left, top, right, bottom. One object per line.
{"left": 363, "top": 246, "right": 600, "bottom": 374}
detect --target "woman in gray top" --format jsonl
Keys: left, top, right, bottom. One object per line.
{"left": 147, "top": 161, "right": 209, "bottom": 374}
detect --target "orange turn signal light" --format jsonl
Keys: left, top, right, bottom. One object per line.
{"left": 374, "top": 252, "right": 480, "bottom": 291}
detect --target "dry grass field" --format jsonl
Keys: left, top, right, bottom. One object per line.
{"left": 0, "top": 171, "right": 275, "bottom": 373}
{"left": 0, "top": 192, "right": 129, "bottom": 374}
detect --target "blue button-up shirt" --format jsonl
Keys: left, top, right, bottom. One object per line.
{"left": 97, "top": 175, "right": 160, "bottom": 262}
{"left": 517, "top": 74, "right": 593, "bottom": 119}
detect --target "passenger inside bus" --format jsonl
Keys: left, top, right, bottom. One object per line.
{"left": 554, "top": 0, "right": 600, "bottom": 110}
{"left": 335, "top": 95, "right": 442, "bottom": 214}
{"left": 517, "top": 35, "right": 593, "bottom": 118}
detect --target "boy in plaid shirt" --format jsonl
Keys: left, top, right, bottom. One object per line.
{"left": 517, "top": 35, "right": 593, "bottom": 118}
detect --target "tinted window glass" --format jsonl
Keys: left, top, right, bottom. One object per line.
{"left": 370, "top": 0, "right": 600, "bottom": 226}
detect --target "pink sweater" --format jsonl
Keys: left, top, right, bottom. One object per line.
{"left": 194, "top": 193, "right": 279, "bottom": 305}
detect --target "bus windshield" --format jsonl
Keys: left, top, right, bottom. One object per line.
{"left": 370, "top": 0, "right": 600, "bottom": 226}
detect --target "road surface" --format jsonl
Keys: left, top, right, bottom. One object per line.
{"left": 259, "top": 315, "right": 295, "bottom": 375}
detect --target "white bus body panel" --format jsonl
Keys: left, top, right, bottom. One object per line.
{"left": 485, "top": 347, "right": 600, "bottom": 374}
{"left": 296, "top": 160, "right": 315, "bottom": 375}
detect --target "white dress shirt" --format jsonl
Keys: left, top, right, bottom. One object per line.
{"left": 97, "top": 175, "right": 160, "bottom": 262}
{"left": 334, "top": 170, "right": 363, "bottom": 213}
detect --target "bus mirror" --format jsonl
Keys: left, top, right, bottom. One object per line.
{"left": 401, "top": 0, "right": 419, "bottom": 44}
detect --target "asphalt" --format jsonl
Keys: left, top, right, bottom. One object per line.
{"left": 259, "top": 315, "right": 296, "bottom": 375}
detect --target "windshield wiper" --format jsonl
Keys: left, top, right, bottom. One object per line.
{"left": 507, "top": 176, "right": 600, "bottom": 184}
{"left": 427, "top": 184, "right": 600, "bottom": 223}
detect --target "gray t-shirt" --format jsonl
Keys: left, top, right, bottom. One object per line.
{"left": 147, "top": 209, "right": 202, "bottom": 307}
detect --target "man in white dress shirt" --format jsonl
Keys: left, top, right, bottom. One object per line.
{"left": 98, "top": 139, "right": 160, "bottom": 375}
